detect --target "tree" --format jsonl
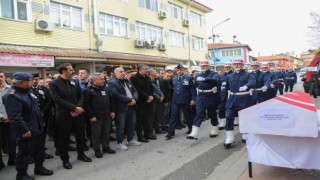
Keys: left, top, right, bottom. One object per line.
{"left": 308, "top": 11, "right": 320, "bottom": 47}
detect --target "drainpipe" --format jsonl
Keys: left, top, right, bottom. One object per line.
{"left": 187, "top": 0, "right": 194, "bottom": 69}
{"left": 92, "top": 0, "right": 103, "bottom": 52}
{"left": 88, "top": 0, "right": 93, "bottom": 50}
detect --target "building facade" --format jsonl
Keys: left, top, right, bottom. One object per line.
{"left": 0, "top": 0, "right": 212, "bottom": 76}
{"left": 300, "top": 50, "right": 317, "bottom": 67}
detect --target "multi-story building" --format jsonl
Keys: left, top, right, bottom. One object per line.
{"left": 300, "top": 50, "right": 317, "bottom": 67}
{"left": 256, "top": 55, "right": 294, "bottom": 69}
{"left": 207, "top": 42, "right": 252, "bottom": 70}
{"left": 0, "top": 0, "right": 212, "bottom": 76}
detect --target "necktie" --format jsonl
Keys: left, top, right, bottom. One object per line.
{"left": 178, "top": 76, "right": 181, "bottom": 81}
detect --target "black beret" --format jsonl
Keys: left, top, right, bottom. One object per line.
{"left": 32, "top": 73, "right": 40, "bottom": 78}
{"left": 176, "top": 64, "right": 185, "bottom": 69}
{"left": 13, "top": 72, "right": 32, "bottom": 81}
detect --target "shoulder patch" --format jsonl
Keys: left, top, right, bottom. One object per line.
{"left": 10, "top": 89, "right": 15, "bottom": 94}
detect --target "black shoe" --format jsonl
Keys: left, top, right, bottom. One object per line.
{"left": 34, "top": 167, "right": 54, "bottom": 176}
{"left": 109, "top": 136, "right": 117, "bottom": 141}
{"left": 242, "top": 139, "right": 246, "bottom": 143}
{"left": 145, "top": 135, "right": 157, "bottom": 140}
{"left": 102, "top": 147, "right": 116, "bottom": 154}
{"left": 185, "top": 130, "right": 191, "bottom": 134}
{"left": 68, "top": 145, "right": 76, "bottom": 151}
{"left": 94, "top": 150, "right": 103, "bottom": 158}
{"left": 16, "top": 173, "right": 34, "bottom": 180}
{"left": 28, "top": 157, "right": 34, "bottom": 164}
{"left": 7, "top": 158, "right": 16, "bottom": 166}
{"left": 63, "top": 161, "right": 72, "bottom": 169}
{"left": 161, "top": 127, "right": 168, "bottom": 131}
{"left": 224, "top": 143, "right": 232, "bottom": 149}
{"left": 84, "top": 144, "right": 89, "bottom": 151}
{"left": 44, "top": 153, "right": 53, "bottom": 159}
{"left": 186, "top": 135, "right": 198, "bottom": 140}
{"left": 69, "top": 138, "right": 76, "bottom": 144}
{"left": 165, "top": 134, "right": 173, "bottom": 140}
{"left": 179, "top": 123, "right": 186, "bottom": 128}
{"left": 218, "top": 127, "right": 225, "bottom": 130}
{"left": 77, "top": 154, "right": 92, "bottom": 162}
{"left": 155, "top": 129, "right": 166, "bottom": 134}
{"left": 175, "top": 126, "right": 182, "bottom": 130}
{"left": 55, "top": 149, "right": 60, "bottom": 156}
{"left": 137, "top": 137, "right": 149, "bottom": 143}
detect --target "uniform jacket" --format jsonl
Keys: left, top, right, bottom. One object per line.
{"left": 130, "top": 73, "right": 154, "bottom": 102}
{"left": 171, "top": 74, "right": 195, "bottom": 104}
{"left": 3, "top": 85, "right": 44, "bottom": 140}
{"left": 151, "top": 77, "right": 164, "bottom": 102}
{"left": 219, "top": 70, "right": 233, "bottom": 104}
{"left": 83, "top": 85, "right": 115, "bottom": 121}
{"left": 108, "top": 78, "right": 139, "bottom": 113}
{"left": 284, "top": 71, "right": 297, "bottom": 85}
{"left": 31, "top": 86, "right": 53, "bottom": 115}
{"left": 49, "top": 76, "right": 84, "bottom": 125}
{"left": 195, "top": 70, "right": 220, "bottom": 107}
{"left": 0, "top": 84, "right": 10, "bottom": 122}
{"left": 275, "top": 71, "right": 285, "bottom": 84}
{"left": 225, "top": 70, "right": 256, "bottom": 109}
{"left": 250, "top": 70, "right": 270, "bottom": 103}
{"left": 159, "top": 78, "right": 171, "bottom": 103}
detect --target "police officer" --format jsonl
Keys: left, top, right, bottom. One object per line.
{"left": 166, "top": 64, "right": 195, "bottom": 140}
{"left": 30, "top": 74, "right": 54, "bottom": 160}
{"left": 249, "top": 61, "right": 270, "bottom": 104}
{"left": 217, "top": 62, "right": 233, "bottom": 130}
{"left": 284, "top": 66, "right": 297, "bottom": 93}
{"left": 275, "top": 67, "right": 285, "bottom": 95}
{"left": 261, "top": 63, "right": 278, "bottom": 100}
{"left": 187, "top": 60, "right": 220, "bottom": 140}
{"left": 224, "top": 59, "right": 256, "bottom": 149}
{"left": 3, "top": 72, "right": 53, "bottom": 180}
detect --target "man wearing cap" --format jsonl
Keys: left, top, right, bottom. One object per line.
{"left": 284, "top": 66, "right": 297, "bottom": 93}
{"left": 217, "top": 62, "right": 233, "bottom": 130}
{"left": 275, "top": 67, "right": 285, "bottom": 95}
{"left": 187, "top": 60, "right": 220, "bottom": 140}
{"left": 250, "top": 61, "right": 270, "bottom": 104}
{"left": 224, "top": 59, "right": 255, "bottom": 148}
{"left": 49, "top": 63, "right": 92, "bottom": 170}
{"left": 166, "top": 64, "right": 195, "bottom": 140}
{"left": 3, "top": 72, "right": 53, "bottom": 180}
{"left": 261, "top": 63, "right": 278, "bottom": 100}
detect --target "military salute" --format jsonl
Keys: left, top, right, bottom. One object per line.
{"left": 187, "top": 60, "right": 221, "bottom": 140}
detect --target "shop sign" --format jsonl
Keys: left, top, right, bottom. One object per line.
{"left": 0, "top": 53, "right": 54, "bottom": 67}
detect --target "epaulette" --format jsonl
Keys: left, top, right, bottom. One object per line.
{"left": 10, "top": 89, "right": 15, "bottom": 94}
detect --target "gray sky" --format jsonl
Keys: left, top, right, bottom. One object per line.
{"left": 198, "top": 0, "right": 320, "bottom": 56}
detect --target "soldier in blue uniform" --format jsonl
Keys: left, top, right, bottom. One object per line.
{"left": 166, "top": 64, "right": 195, "bottom": 140}
{"left": 261, "top": 63, "right": 278, "bottom": 100}
{"left": 284, "top": 66, "right": 297, "bottom": 93}
{"left": 187, "top": 60, "right": 221, "bottom": 140}
{"left": 224, "top": 59, "right": 256, "bottom": 148}
{"left": 3, "top": 72, "right": 53, "bottom": 180}
{"left": 275, "top": 67, "right": 285, "bottom": 95}
{"left": 249, "top": 61, "right": 270, "bottom": 104}
{"left": 217, "top": 62, "right": 233, "bottom": 130}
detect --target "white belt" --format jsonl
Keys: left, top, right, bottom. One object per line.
{"left": 197, "top": 87, "right": 217, "bottom": 94}
{"left": 229, "top": 91, "right": 250, "bottom": 95}
{"left": 278, "top": 78, "right": 284, "bottom": 80}
{"left": 286, "top": 77, "right": 294, "bottom": 79}
{"left": 253, "top": 88, "right": 263, "bottom": 91}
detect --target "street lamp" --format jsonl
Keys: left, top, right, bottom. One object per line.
{"left": 209, "top": 18, "right": 231, "bottom": 71}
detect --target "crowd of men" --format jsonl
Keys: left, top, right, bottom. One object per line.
{"left": 0, "top": 60, "right": 297, "bottom": 179}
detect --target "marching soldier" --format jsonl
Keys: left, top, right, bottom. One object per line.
{"left": 187, "top": 60, "right": 220, "bottom": 140}
{"left": 166, "top": 65, "right": 195, "bottom": 140}
{"left": 249, "top": 61, "right": 270, "bottom": 104}
{"left": 217, "top": 62, "right": 233, "bottom": 130}
{"left": 275, "top": 67, "right": 285, "bottom": 95}
{"left": 224, "top": 59, "right": 256, "bottom": 148}
{"left": 284, "top": 66, "right": 297, "bottom": 93}
{"left": 261, "top": 63, "right": 278, "bottom": 100}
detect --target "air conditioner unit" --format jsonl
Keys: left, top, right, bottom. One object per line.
{"left": 144, "top": 40, "right": 156, "bottom": 48}
{"left": 158, "top": 44, "right": 166, "bottom": 51}
{"left": 135, "top": 40, "right": 144, "bottom": 47}
{"left": 35, "top": 19, "right": 53, "bottom": 32}
{"left": 158, "top": 11, "right": 167, "bottom": 19}
{"left": 183, "top": 19, "right": 190, "bottom": 27}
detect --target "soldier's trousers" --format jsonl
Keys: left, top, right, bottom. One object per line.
{"left": 193, "top": 105, "right": 218, "bottom": 127}
{"left": 225, "top": 108, "right": 241, "bottom": 131}
{"left": 167, "top": 103, "right": 193, "bottom": 136}
{"left": 276, "top": 84, "right": 284, "bottom": 95}
{"left": 285, "top": 84, "right": 294, "bottom": 92}
{"left": 16, "top": 135, "right": 45, "bottom": 172}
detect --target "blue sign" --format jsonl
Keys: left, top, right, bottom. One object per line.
{"left": 215, "top": 58, "right": 220, "bottom": 62}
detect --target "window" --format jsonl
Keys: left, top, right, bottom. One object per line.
{"left": 138, "top": 0, "right": 158, "bottom": 12}
{"left": 121, "top": 0, "right": 128, "bottom": 2}
{"left": 221, "top": 49, "right": 242, "bottom": 57}
{"left": 192, "top": 36, "right": 204, "bottom": 50}
{"left": 168, "top": 2, "right": 183, "bottom": 20}
{"left": 50, "top": 2, "right": 83, "bottom": 30}
{"left": 99, "top": 13, "right": 128, "bottom": 37}
{"left": 189, "top": 11, "right": 202, "bottom": 27}
{"left": 170, "top": 30, "right": 184, "bottom": 47}
{"left": 0, "top": 0, "right": 31, "bottom": 21}
{"left": 136, "top": 22, "right": 163, "bottom": 43}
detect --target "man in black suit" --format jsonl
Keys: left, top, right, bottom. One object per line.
{"left": 49, "top": 63, "right": 92, "bottom": 170}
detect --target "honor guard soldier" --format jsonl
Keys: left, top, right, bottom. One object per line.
{"left": 275, "top": 67, "right": 285, "bottom": 95}
{"left": 261, "top": 62, "right": 278, "bottom": 100}
{"left": 217, "top": 62, "right": 233, "bottom": 130}
{"left": 187, "top": 60, "right": 221, "bottom": 140}
{"left": 3, "top": 72, "right": 53, "bottom": 180}
{"left": 224, "top": 59, "right": 256, "bottom": 148}
{"left": 284, "top": 66, "right": 297, "bottom": 93}
{"left": 250, "top": 61, "right": 270, "bottom": 104}
{"left": 166, "top": 64, "right": 195, "bottom": 140}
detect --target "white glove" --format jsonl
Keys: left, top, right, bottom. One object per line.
{"left": 239, "top": 86, "right": 248, "bottom": 92}
{"left": 270, "top": 84, "right": 275, "bottom": 88}
{"left": 222, "top": 82, "right": 226, "bottom": 86}
{"left": 196, "top": 77, "right": 205, "bottom": 82}
{"left": 261, "top": 86, "right": 268, "bottom": 92}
